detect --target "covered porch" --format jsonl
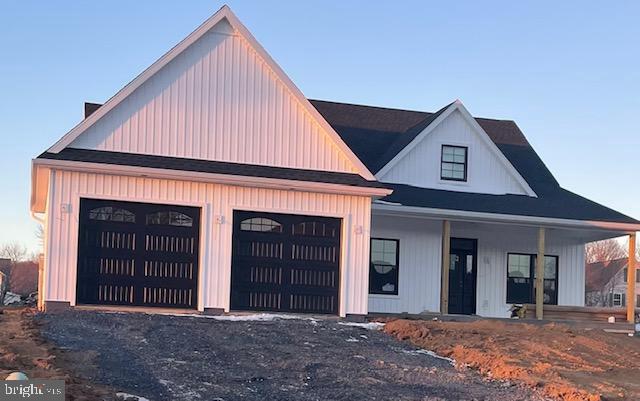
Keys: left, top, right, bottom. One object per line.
{"left": 369, "top": 203, "right": 638, "bottom": 323}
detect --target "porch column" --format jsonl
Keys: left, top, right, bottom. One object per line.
{"left": 627, "top": 233, "right": 636, "bottom": 323}
{"left": 440, "top": 220, "right": 451, "bottom": 314}
{"left": 535, "top": 227, "right": 545, "bottom": 320}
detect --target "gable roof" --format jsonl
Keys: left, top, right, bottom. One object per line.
{"left": 585, "top": 258, "right": 628, "bottom": 292}
{"left": 311, "top": 99, "right": 640, "bottom": 226}
{"left": 310, "top": 99, "right": 557, "bottom": 194}
{"left": 46, "top": 6, "right": 375, "bottom": 181}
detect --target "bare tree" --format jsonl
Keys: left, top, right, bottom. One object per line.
{"left": 0, "top": 242, "right": 29, "bottom": 264}
{"left": 585, "top": 239, "right": 627, "bottom": 264}
{"left": 35, "top": 224, "right": 44, "bottom": 248}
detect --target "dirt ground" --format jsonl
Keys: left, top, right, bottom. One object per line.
{"left": 0, "top": 307, "right": 117, "bottom": 400}
{"left": 383, "top": 319, "right": 640, "bottom": 401}
{"left": 33, "top": 309, "right": 543, "bottom": 401}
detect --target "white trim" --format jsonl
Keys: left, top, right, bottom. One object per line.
{"left": 46, "top": 6, "right": 376, "bottom": 181}
{"left": 32, "top": 158, "right": 391, "bottom": 198}
{"left": 376, "top": 100, "right": 537, "bottom": 197}
{"left": 372, "top": 202, "right": 640, "bottom": 233}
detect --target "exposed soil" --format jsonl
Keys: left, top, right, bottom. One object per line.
{"left": 0, "top": 307, "right": 116, "bottom": 400}
{"left": 35, "top": 310, "right": 544, "bottom": 401}
{"left": 383, "top": 319, "right": 640, "bottom": 401}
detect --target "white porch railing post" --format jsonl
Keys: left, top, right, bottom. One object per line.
{"left": 441, "top": 220, "right": 451, "bottom": 314}
{"left": 627, "top": 233, "right": 636, "bottom": 323}
{"left": 536, "top": 227, "right": 545, "bottom": 320}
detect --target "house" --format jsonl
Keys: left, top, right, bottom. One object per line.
{"left": 8, "top": 261, "right": 39, "bottom": 295}
{"left": 586, "top": 258, "right": 640, "bottom": 308}
{"left": 30, "top": 6, "right": 640, "bottom": 320}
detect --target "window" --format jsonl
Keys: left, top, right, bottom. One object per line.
{"left": 89, "top": 207, "right": 135, "bottom": 223}
{"left": 369, "top": 238, "right": 399, "bottom": 295}
{"left": 441, "top": 145, "right": 468, "bottom": 181}
{"left": 293, "top": 221, "right": 337, "bottom": 238}
{"left": 506, "top": 253, "right": 558, "bottom": 305}
{"left": 240, "top": 218, "right": 282, "bottom": 233}
{"left": 613, "top": 293, "right": 624, "bottom": 307}
{"left": 146, "top": 211, "right": 193, "bottom": 227}
{"left": 622, "top": 268, "right": 640, "bottom": 283}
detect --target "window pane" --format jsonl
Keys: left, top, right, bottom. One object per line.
{"left": 508, "top": 254, "right": 530, "bottom": 278}
{"left": 369, "top": 239, "right": 399, "bottom": 295}
{"left": 146, "top": 211, "right": 193, "bottom": 227}
{"left": 239, "top": 217, "right": 282, "bottom": 233}
{"left": 89, "top": 207, "right": 135, "bottom": 223}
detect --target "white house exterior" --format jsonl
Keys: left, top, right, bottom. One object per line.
{"left": 30, "top": 6, "right": 640, "bottom": 319}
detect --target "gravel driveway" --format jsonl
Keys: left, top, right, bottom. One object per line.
{"left": 39, "top": 311, "right": 541, "bottom": 401}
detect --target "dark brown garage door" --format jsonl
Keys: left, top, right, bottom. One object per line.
{"left": 76, "top": 198, "right": 200, "bottom": 309}
{"left": 231, "top": 211, "right": 342, "bottom": 314}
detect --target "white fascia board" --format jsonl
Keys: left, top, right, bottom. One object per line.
{"left": 33, "top": 158, "right": 392, "bottom": 198}
{"left": 375, "top": 100, "right": 537, "bottom": 198}
{"left": 46, "top": 6, "right": 376, "bottom": 181}
{"left": 372, "top": 202, "right": 640, "bottom": 233}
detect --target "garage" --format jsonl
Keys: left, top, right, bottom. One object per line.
{"left": 76, "top": 198, "right": 200, "bottom": 309}
{"left": 231, "top": 211, "right": 342, "bottom": 314}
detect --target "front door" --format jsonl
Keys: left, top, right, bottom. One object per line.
{"left": 448, "top": 238, "right": 477, "bottom": 315}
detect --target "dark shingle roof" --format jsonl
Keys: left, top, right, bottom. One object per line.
{"left": 36, "top": 148, "right": 388, "bottom": 190}
{"left": 310, "top": 99, "right": 638, "bottom": 224}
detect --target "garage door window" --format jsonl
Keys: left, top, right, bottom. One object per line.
{"left": 240, "top": 217, "right": 282, "bottom": 233}
{"left": 369, "top": 238, "right": 399, "bottom": 295}
{"left": 146, "top": 211, "right": 193, "bottom": 227}
{"left": 89, "top": 206, "right": 136, "bottom": 223}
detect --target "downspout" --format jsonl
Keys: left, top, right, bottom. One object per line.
{"left": 29, "top": 211, "right": 46, "bottom": 310}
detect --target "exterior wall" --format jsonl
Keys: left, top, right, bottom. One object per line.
{"left": 44, "top": 169, "right": 372, "bottom": 316}
{"left": 378, "top": 109, "right": 529, "bottom": 195}
{"left": 369, "top": 214, "right": 586, "bottom": 318}
{"left": 368, "top": 215, "right": 442, "bottom": 314}
{"left": 69, "top": 19, "right": 357, "bottom": 174}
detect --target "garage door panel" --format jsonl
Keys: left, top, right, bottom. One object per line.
{"left": 231, "top": 211, "right": 341, "bottom": 314}
{"left": 77, "top": 198, "right": 200, "bottom": 309}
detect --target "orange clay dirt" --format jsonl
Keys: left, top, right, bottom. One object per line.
{"left": 0, "top": 307, "right": 116, "bottom": 401}
{"left": 383, "top": 318, "right": 640, "bottom": 401}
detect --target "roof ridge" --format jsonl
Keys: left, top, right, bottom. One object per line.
{"left": 308, "top": 98, "right": 518, "bottom": 123}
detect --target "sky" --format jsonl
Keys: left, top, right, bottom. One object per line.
{"left": 1, "top": 1, "right": 639, "bottom": 252}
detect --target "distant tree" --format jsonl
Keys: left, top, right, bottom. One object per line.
{"left": 0, "top": 242, "right": 28, "bottom": 264}
{"left": 585, "top": 239, "right": 627, "bottom": 264}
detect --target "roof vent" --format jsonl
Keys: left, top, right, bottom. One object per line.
{"left": 84, "top": 102, "right": 102, "bottom": 118}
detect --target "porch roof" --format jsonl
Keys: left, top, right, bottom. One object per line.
{"left": 377, "top": 183, "right": 640, "bottom": 227}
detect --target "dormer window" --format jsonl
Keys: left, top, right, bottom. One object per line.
{"left": 441, "top": 145, "right": 468, "bottom": 181}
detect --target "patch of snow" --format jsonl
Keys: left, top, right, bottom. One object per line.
{"left": 158, "top": 312, "right": 319, "bottom": 323}
{"left": 338, "top": 322, "right": 385, "bottom": 330}
{"left": 402, "top": 349, "right": 455, "bottom": 364}
{"left": 3, "top": 291, "right": 21, "bottom": 306}
{"left": 346, "top": 337, "right": 359, "bottom": 342}
{"left": 115, "top": 392, "right": 151, "bottom": 401}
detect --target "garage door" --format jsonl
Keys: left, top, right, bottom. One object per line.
{"left": 76, "top": 199, "right": 200, "bottom": 309}
{"left": 231, "top": 211, "right": 342, "bottom": 314}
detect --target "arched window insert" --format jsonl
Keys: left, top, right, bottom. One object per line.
{"left": 146, "top": 211, "right": 193, "bottom": 227}
{"left": 88, "top": 207, "right": 135, "bottom": 223}
{"left": 240, "top": 217, "right": 282, "bottom": 233}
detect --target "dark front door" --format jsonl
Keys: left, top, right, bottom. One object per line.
{"left": 448, "top": 238, "right": 477, "bottom": 315}
{"left": 76, "top": 198, "right": 200, "bottom": 309}
{"left": 231, "top": 211, "right": 341, "bottom": 314}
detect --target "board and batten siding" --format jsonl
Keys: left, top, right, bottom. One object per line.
{"left": 368, "top": 214, "right": 586, "bottom": 318}
{"left": 68, "top": 19, "right": 357, "bottom": 174}
{"left": 369, "top": 215, "right": 442, "bottom": 314}
{"left": 44, "top": 169, "right": 372, "bottom": 316}
{"left": 378, "top": 109, "right": 529, "bottom": 196}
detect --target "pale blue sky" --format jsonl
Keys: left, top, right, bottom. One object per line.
{"left": 1, "top": 1, "right": 639, "bottom": 251}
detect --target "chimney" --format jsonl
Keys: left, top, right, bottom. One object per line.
{"left": 84, "top": 102, "right": 102, "bottom": 118}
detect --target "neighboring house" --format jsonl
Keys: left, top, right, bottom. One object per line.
{"left": 30, "top": 6, "right": 640, "bottom": 318}
{"left": 0, "top": 258, "right": 11, "bottom": 277}
{"left": 9, "top": 261, "right": 38, "bottom": 295}
{"left": 586, "top": 258, "right": 640, "bottom": 308}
